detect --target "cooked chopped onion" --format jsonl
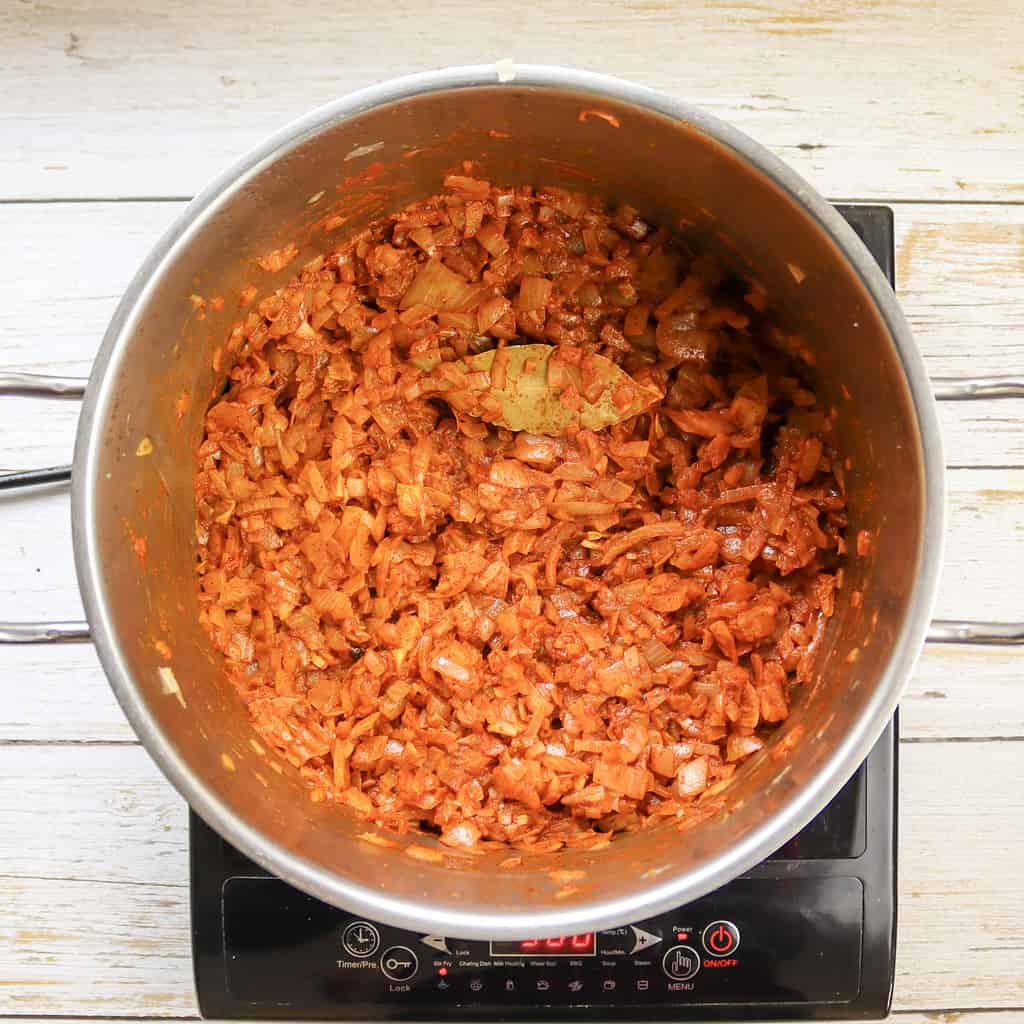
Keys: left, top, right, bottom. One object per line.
{"left": 516, "top": 274, "right": 554, "bottom": 312}
{"left": 400, "top": 258, "right": 483, "bottom": 312}
{"left": 641, "top": 638, "right": 673, "bottom": 668}
{"left": 676, "top": 757, "right": 709, "bottom": 797}
{"left": 726, "top": 733, "right": 765, "bottom": 762}
{"left": 196, "top": 174, "right": 846, "bottom": 851}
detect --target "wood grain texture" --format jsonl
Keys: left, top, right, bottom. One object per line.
{"left": 1, "top": 200, "right": 1023, "bottom": 474}
{"left": 2, "top": 0, "right": 1022, "bottom": 202}
{"left": 1, "top": 876, "right": 193, "bottom": 1017}
{"left": 895, "top": 207, "right": 1024, "bottom": 384}
{"left": 1, "top": 742, "right": 1021, "bottom": 1015}
{"left": 2, "top": 3, "right": 1022, "bottom": 1019}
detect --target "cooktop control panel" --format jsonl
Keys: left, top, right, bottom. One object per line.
{"left": 219, "top": 875, "right": 862, "bottom": 1009}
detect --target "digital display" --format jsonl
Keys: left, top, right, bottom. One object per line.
{"left": 489, "top": 934, "right": 596, "bottom": 957}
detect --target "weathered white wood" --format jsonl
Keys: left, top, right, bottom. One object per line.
{"left": 939, "top": 400, "right": 1024, "bottom": 470}
{"left": 0, "top": 876, "right": 194, "bottom": 1016}
{"left": 897, "top": 742, "right": 1024, "bottom": 1011}
{"left": 2, "top": 0, "right": 1022, "bottom": 202}
{"left": 1, "top": 3, "right": 1022, "bottom": 1018}
{"left": 894, "top": 206, "right": 1024, "bottom": 384}
{"left": 939, "top": 469, "right": 1024, "bottom": 624}
{"left": 0, "top": 746, "right": 186, "bottom": 887}
{"left": 0, "top": 644, "right": 132, "bottom": 743}
{"left": 1, "top": 200, "right": 1024, "bottom": 474}
{"left": 0, "top": 202, "right": 179, "bottom": 476}
{"left": 1, "top": 742, "right": 1021, "bottom": 1014}
{"left": 0, "top": 202, "right": 181, "bottom": 380}
{"left": 904, "top": 644, "right": 1024, "bottom": 741}
{"left": 2, "top": 468, "right": 1022, "bottom": 742}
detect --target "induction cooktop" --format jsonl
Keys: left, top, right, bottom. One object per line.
{"left": 191, "top": 205, "right": 899, "bottom": 1021}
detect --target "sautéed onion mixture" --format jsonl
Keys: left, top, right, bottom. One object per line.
{"left": 195, "top": 175, "right": 847, "bottom": 853}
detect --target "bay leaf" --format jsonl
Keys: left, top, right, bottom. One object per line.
{"left": 416, "top": 343, "right": 662, "bottom": 435}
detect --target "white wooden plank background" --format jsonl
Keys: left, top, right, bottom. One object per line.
{"left": 1, "top": 0, "right": 1022, "bottom": 202}
{"left": 1, "top": 1, "right": 1022, "bottom": 1022}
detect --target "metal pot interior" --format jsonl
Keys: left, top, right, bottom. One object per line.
{"left": 73, "top": 69, "right": 934, "bottom": 937}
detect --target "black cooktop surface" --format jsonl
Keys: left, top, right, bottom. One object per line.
{"left": 191, "top": 205, "right": 898, "bottom": 1021}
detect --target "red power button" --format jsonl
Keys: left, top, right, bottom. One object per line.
{"left": 702, "top": 920, "right": 740, "bottom": 956}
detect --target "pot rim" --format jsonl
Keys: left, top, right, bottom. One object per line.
{"left": 71, "top": 63, "right": 945, "bottom": 938}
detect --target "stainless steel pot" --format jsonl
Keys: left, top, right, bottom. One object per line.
{"left": 3, "top": 65, "right": 1022, "bottom": 939}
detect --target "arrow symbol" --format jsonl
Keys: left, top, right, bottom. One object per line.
{"left": 421, "top": 935, "right": 450, "bottom": 954}
{"left": 631, "top": 926, "right": 662, "bottom": 953}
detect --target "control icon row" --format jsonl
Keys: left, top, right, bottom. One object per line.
{"left": 457, "top": 977, "right": 645, "bottom": 995}
{"left": 343, "top": 918, "right": 735, "bottom": 983}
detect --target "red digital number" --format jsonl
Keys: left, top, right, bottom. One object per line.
{"left": 517, "top": 934, "right": 592, "bottom": 954}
